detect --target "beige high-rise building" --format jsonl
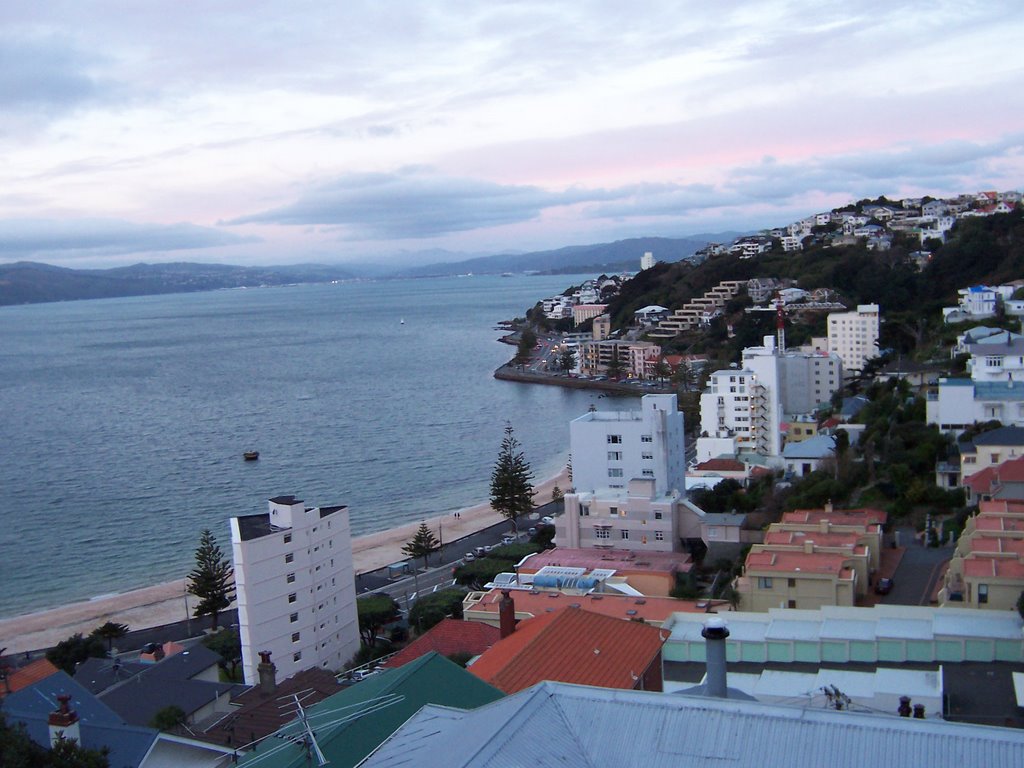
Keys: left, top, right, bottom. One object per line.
{"left": 827, "top": 304, "right": 880, "bottom": 374}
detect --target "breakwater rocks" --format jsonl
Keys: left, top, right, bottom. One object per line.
{"left": 493, "top": 364, "right": 674, "bottom": 396}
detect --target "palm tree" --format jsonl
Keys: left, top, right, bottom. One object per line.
{"left": 91, "top": 621, "right": 129, "bottom": 653}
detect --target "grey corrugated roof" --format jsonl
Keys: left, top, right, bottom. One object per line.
{"left": 972, "top": 426, "right": 1024, "bottom": 445}
{"left": 359, "top": 681, "right": 1024, "bottom": 768}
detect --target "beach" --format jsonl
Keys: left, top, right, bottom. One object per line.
{"left": 0, "top": 468, "right": 568, "bottom": 655}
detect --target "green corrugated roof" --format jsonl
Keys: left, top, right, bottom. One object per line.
{"left": 237, "top": 652, "right": 503, "bottom": 768}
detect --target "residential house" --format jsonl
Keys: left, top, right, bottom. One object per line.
{"left": 782, "top": 434, "right": 836, "bottom": 477}
{"left": 963, "top": 455, "right": 1024, "bottom": 504}
{"left": 926, "top": 338, "right": 1024, "bottom": 431}
{"left": 516, "top": 547, "right": 692, "bottom": 597}
{"left": 467, "top": 606, "right": 668, "bottom": 694}
{"left": 939, "top": 500, "right": 1024, "bottom": 610}
{"left": 954, "top": 427, "right": 1024, "bottom": 482}
{"left": 234, "top": 652, "right": 503, "bottom": 768}
{"left": 230, "top": 495, "right": 360, "bottom": 686}
{"left": 736, "top": 550, "right": 858, "bottom": 611}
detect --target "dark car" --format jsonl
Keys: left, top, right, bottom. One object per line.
{"left": 874, "top": 577, "right": 894, "bottom": 595}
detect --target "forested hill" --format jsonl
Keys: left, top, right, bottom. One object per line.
{"left": 606, "top": 212, "right": 1024, "bottom": 352}
{"left": 0, "top": 261, "right": 358, "bottom": 306}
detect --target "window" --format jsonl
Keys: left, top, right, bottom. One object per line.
{"left": 607, "top": 435, "right": 622, "bottom": 444}
{"left": 788, "top": 578, "right": 796, "bottom": 587}
{"left": 595, "top": 528, "right": 611, "bottom": 539}
{"left": 288, "top": 593, "right": 297, "bottom": 603}
{"left": 607, "top": 451, "right": 622, "bottom": 461}
{"left": 757, "top": 577, "right": 773, "bottom": 589}
{"left": 579, "top": 505, "right": 590, "bottom": 517}
{"left": 292, "top": 632, "right": 300, "bottom": 642}
{"left": 283, "top": 533, "right": 292, "bottom": 544}
{"left": 642, "top": 452, "right": 653, "bottom": 460}
{"left": 290, "top": 612, "right": 298, "bottom": 623}
{"left": 642, "top": 469, "right": 654, "bottom": 477}
{"left": 991, "top": 453, "right": 1001, "bottom": 464}
{"left": 285, "top": 553, "right": 294, "bottom": 564}
{"left": 641, "top": 435, "right": 653, "bottom": 443}
{"left": 655, "top": 531, "right": 664, "bottom": 541}
{"left": 654, "top": 511, "right": 663, "bottom": 520}
{"left": 293, "top": 652, "right": 302, "bottom": 662}
{"left": 621, "top": 529, "right": 630, "bottom": 540}
{"left": 608, "top": 468, "right": 623, "bottom": 478}
{"left": 978, "top": 584, "right": 989, "bottom": 604}
{"left": 286, "top": 573, "right": 296, "bottom": 584}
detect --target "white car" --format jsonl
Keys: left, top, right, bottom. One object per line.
{"left": 541, "top": 516, "right": 555, "bottom": 525}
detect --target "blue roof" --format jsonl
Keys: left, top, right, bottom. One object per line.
{"left": 783, "top": 435, "right": 836, "bottom": 460}
{"left": 3, "top": 671, "right": 157, "bottom": 768}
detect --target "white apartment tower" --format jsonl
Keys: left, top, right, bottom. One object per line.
{"left": 231, "top": 495, "right": 360, "bottom": 685}
{"left": 640, "top": 251, "right": 656, "bottom": 271}
{"left": 696, "top": 337, "right": 842, "bottom": 462}
{"left": 827, "top": 304, "right": 880, "bottom": 374}
{"left": 569, "top": 393, "right": 686, "bottom": 496}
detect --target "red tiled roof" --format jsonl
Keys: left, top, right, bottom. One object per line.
{"left": 966, "top": 457, "right": 1024, "bottom": 496}
{"left": 382, "top": 619, "right": 501, "bottom": 669}
{"left": 963, "top": 556, "right": 1024, "bottom": 580}
{"left": 979, "top": 499, "right": 1024, "bottom": 515}
{"left": 783, "top": 507, "right": 887, "bottom": 527}
{"left": 465, "top": 588, "right": 712, "bottom": 626}
{"left": 763, "top": 529, "right": 862, "bottom": 548}
{"left": 694, "top": 458, "right": 746, "bottom": 472}
{"left": 967, "top": 536, "right": 1024, "bottom": 556}
{"left": 0, "top": 658, "right": 59, "bottom": 697}
{"left": 745, "top": 550, "right": 855, "bottom": 577}
{"left": 468, "top": 607, "right": 666, "bottom": 694}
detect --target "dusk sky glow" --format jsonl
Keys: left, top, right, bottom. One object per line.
{"left": 2, "top": 1, "right": 1022, "bottom": 268}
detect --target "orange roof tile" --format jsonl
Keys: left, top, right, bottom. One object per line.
{"left": 979, "top": 499, "right": 1024, "bottom": 515}
{"left": 783, "top": 507, "right": 887, "bottom": 527}
{"left": 763, "top": 529, "right": 862, "bottom": 548}
{"left": 0, "top": 658, "right": 59, "bottom": 697}
{"left": 745, "top": 550, "right": 855, "bottom": 577}
{"left": 963, "top": 556, "right": 1024, "bottom": 580}
{"left": 466, "top": 588, "right": 712, "bottom": 626}
{"left": 382, "top": 619, "right": 500, "bottom": 669}
{"left": 694, "top": 458, "right": 746, "bottom": 472}
{"left": 467, "top": 607, "right": 666, "bottom": 694}
{"left": 968, "top": 536, "right": 1024, "bottom": 556}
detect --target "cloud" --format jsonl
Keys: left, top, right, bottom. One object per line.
{"left": 0, "top": 218, "right": 259, "bottom": 262}
{"left": 228, "top": 168, "right": 617, "bottom": 238}
{"left": 0, "top": 33, "right": 115, "bottom": 115}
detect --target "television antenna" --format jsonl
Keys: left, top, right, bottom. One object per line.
{"left": 233, "top": 692, "right": 405, "bottom": 768}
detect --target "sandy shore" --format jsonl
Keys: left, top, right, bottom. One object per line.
{"left": 0, "top": 468, "right": 569, "bottom": 655}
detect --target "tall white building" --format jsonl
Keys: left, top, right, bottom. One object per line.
{"left": 827, "top": 304, "right": 880, "bottom": 374}
{"left": 696, "top": 337, "right": 842, "bottom": 462}
{"left": 569, "top": 393, "right": 686, "bottom": 496}
{"left": 560, "top": 394, "right": 702, "bottom": 554}
{"left": 231, "top": 495, "right": 359, "bottom": 686}
{"left": 640, "top": 251, "right": 656, "bottom": 270}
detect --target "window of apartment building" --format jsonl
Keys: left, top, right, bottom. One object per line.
{"left": 655, "top": 531, "right": 664, "bottom": 541}
{"left": 290, "top": 612, "right": 298, "bottom": 623}
{"left": 288, "top": 593, "right": 297, "bottom": 603}
{"left": 641, "top": 435, "right": 653, "bottom": 443}
{"left": 293, "top": 652, "right": 302, "bottom": 662}
{"left": 788, "top": 578, "right": 796, "bottom": 587}
{"left": 758, "top": 577, "right": 773, "bottom": 589}
{"left": 654, "top": 511, "right": 663, "bottom": 520}
{"left": 964, "top": 456, "right": 976, "bottom": 464}
{"left": 292, "top": 632, "right": 300, "bottom": 643}
{"left": 608, "top": 468, "right": 623, "bottom": 478}
{"left": 607, "top": 451, "right": 622, "bottom": 461}
{"left": 985, "top": 355, "right": 1003, "bottom": 367}
{"left": 286, "top": 573, "right": 295, "bottom": 584}
{"left": 283, "top": 533, "right": 292, "bottom": 544}
{"left": 642, "top": 452, "right": 653, "bottom": 460}
{"left": 284, "top": 553, "right": 294, "bottom": 564}
{"left": 642, "top": 469, "right": 654, "bottom": 477}
{"left": 991, "top": 453, "right": 1001, "bottom": 463}
{"left": 610, "top": 484, "right": 623, "bottom": 488}
{"left": 978, "top": 584, "right": 989, "bottom": 604}
{"left": 788, "top": 600, "right": 797, "bottom": 609}
{"left": 621, "top": 530, "right": 629, "bottom": 540}
{"left": 607, "top": 435, "right": 622, "bottom": 444}
{"left": 579, "top": 505, "right": 590, "bottom": 516}
{"left": 609, "top": 506, "right": 619, "bottom": 516}
{"left": 595, "top": 528, "right": 611, "bottom": 539}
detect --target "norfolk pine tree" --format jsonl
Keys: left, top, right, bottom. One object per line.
{"left": 402, "top": 523, "right": 440, "bottom": 571}
{"left": 187, "top": 529, "right": 235, "bottom": 631}
{"left": 490, "top": 423, "right": 535, "bottom": 534}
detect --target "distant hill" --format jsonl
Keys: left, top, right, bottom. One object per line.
{"left": 0, "top": 261, "right": 358, "bottom": 307}
{"left": 395, "top": 235, "right": 741, "bottom": 277}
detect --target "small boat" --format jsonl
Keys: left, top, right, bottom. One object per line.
{"left": 243, "top": 451, "right": 260, "bottom": 461}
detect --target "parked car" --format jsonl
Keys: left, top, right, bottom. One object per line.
{"left": 463, "top": 552, "right": 476, "bottom": 562}
{"left": 501, "top": 534, "right": 516, "bottom": 545}
{"left": 874, "top": 577, "right": 894, "bottom": 595}
{"left": 541, "top": 516, "right": 555, "bottom": 525}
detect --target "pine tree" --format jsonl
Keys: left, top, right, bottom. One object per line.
{"left": 187, "top": 529, "right": 235, "bottom": 631}
{"left": 402, "top": 523, "right": 440, "bottom": 570}
{"left": 490, "top": 423, "right": 535, "bottom": 534}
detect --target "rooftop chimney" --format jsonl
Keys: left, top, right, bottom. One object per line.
{"left": 48, "top": 693, "right": 80, "bottom": 747}
{"left": 898, "top": 695, "right": 912, "bottom": 717}
{"left": 824, "top": 500, "right": 834, "bottom": 514}
{"left": 499, "top": 590, "right": 516, "bottom": 639}
{"left": 257, "top": 651, "right": 277, "bottom": 695}
{"left": 701, "top": 616, "right": 730, "bottom": 698}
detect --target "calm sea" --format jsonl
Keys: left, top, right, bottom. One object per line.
{"left": 0, "top": 275, "right": 632, "bottom": 618}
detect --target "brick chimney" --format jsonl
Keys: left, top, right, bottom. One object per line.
{"left": 499, "top": 590, "right": 516, "bottom": 639}
{"left": 48, "top": 694, "right": 80, "bottom": 747}
{"left": 257, "top": 651, "right": 277, "bottom": 695}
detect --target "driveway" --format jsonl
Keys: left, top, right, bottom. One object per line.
{"left": 882, "top": 526, "right": 952, "bottom": 606}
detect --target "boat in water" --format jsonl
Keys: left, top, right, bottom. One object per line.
{"left": 243, "top": 451, "right": 260, "bottom": 461}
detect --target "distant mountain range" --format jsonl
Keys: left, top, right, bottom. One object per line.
{"left": 0, "top": 234, "right": 741, "bottom": 306}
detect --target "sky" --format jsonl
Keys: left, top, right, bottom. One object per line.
{"left": 1, "top": 1, "right": 1023, "bottom": 269}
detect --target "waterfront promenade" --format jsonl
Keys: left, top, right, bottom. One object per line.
{"left": 0, "top": 469, "right": 568, "bottom": 655}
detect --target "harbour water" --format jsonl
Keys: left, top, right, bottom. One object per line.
{"left": 0, "top": 275, "right": 631, "bottom": 618}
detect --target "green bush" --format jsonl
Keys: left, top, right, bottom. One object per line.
{"left": 408, "top": 588, "right": 466, "bottom": 634}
